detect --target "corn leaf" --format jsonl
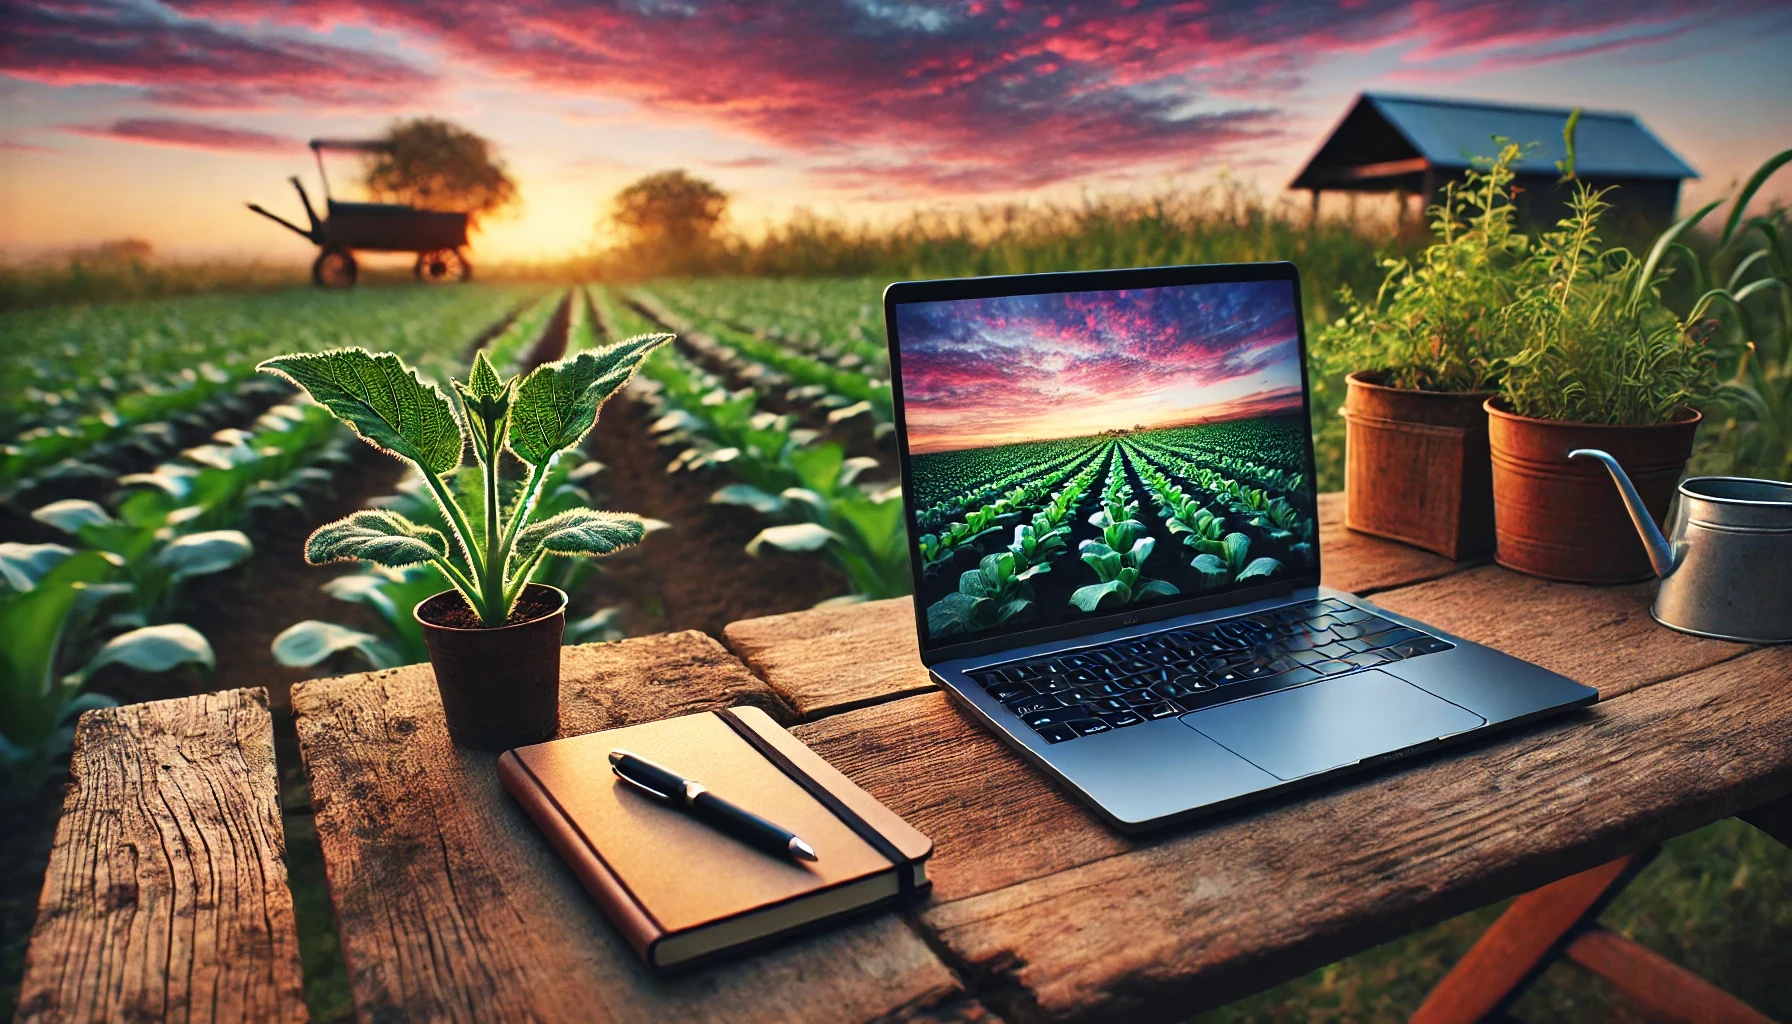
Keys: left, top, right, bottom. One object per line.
{"left": 1720, "top": 148, "right": 1792, "bottom": 247}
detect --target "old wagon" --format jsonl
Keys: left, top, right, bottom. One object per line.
{"left": 248, "top": 138, "right": 472, "bottom": 287}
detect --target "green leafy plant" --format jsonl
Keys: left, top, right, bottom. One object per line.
{"left": 1500, "top": 186, "right": 1717, "bottom": 424}
{"left": 925, "top": 551, "right": 1044, "bottom": 636}
{"left": 258, "top": 337, "right": 671, "bottom": 627}
{"left": 1165, "top": 498, "right": 1228, "bottom": 555}
{"left": 1070, "top": 535, "right": 1179, "bottom": 612}
{"left": 1191, "top": 531, "right": 1283, "bottom": 587}
{"left": 1318, "top": 141, "right": 1531, "bottom": 392}
{"left": 0, "top": 542, "right": 213, "bottom": 776}
{"left": 1645, "top": 148, "right": 1792, "bottom": 480}
{"left": 30, "top": 498, "right": 252, "bottom": 625}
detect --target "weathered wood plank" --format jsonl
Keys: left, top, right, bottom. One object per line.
{"left": 724, "top": 597, "right": 933, "bottom": 721}
{"left": 1316, "top": 490, "right": 1468, "bottom": 596}
{"left": 726, "top": 493, "right": 1468, "bottom": 721}
{"left": 293, "top": 632, "right": 981, "bottom": 1024}
{"left": 917, "top": 646, "right": 1792, "bottom": 1024}
{"left": 1368, "top": 566, "right": 1753, "bottom": 699}
{"left": 17, "top": 688, "right": 306, "bottom": 1024}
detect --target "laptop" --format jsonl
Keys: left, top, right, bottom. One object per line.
{"left": 881, "top": 262, "right": 1596, "bottom": 831}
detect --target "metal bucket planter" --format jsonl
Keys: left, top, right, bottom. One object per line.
{"left": 415, "top": 583, "right": 568, "bottom": 749}
{"left": 1341, "top": 371, "right": 1496, "bottom": 560}
{"left": 1485, "top": 398, "right": 1701, "bottom": 585}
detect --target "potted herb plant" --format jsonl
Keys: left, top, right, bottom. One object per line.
{"left": 259, "top": 336, "right": 670, "bottom": 748}
{"left": 1487, "top": 186, "right": 1715, "bottom": 584}
{"left": 1318, "top": 142, "right": 1531, "bottom": 559}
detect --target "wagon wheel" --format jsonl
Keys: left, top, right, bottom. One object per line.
{"left": 312, "top": 246, "right": 357, "bottom": 288}
{"left": 414, "top": 248, "right": 471, "bottom": 283}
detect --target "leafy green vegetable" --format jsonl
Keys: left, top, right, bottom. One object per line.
{"left": 263, "top": 338, "right": 670, "bottom": 626}
{"left": 509, "top": 333, "right": 673, "bottom": 466}
{"left": 258, "top": 348, "right": 464, "bottom": 475}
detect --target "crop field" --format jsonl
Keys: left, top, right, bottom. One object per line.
{"left": 3, "top": 276, "right": 1788, "bottom": 1023}
{"left": 910, "top": 419, "right": 1314, "bottom": 639}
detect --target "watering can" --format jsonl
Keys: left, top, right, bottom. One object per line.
{"left": 1570, "top": 449, "right": 1792, "bottom": 644}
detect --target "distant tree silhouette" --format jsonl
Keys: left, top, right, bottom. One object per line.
{"left": 362, "top": 118, "right": 517, "bottom": 226}
{"left": 608, "top": 170, "right": 728, "bottom": 273}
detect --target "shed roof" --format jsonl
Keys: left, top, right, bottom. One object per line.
{"left": 1292, "top": 93, "right": 1697, "bottom": 190}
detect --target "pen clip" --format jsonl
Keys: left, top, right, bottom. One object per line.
{"left": 612, "top": 765, "right": 675, "bottom": 802}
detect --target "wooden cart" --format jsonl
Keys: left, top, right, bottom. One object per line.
{"left": 248, "top": 138, "right": 472, "bottom": 287}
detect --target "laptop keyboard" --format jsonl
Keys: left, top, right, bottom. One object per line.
{"left": 964, "top": 598, "right": 1455, "bottom": 744}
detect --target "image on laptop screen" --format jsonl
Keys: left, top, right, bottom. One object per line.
{"left": 894, "top": 278, "right": 1318, "bottom": 643}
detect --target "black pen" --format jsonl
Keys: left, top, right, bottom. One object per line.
{"left": 609, "top": 749, "right": 818, "bottom": 862}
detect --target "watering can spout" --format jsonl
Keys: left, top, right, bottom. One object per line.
{"left": 1568, "top": 449, "right": 1677, "bottom": 579}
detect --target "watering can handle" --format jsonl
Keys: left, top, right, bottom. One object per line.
{"left": 1567, "top": 449, "right": 1676, "bottom": 578}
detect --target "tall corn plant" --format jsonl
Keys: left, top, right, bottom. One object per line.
{"left": 1641, "top": 149, "right": 1792, "bottom": 479}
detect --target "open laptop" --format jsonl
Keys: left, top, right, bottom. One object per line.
{"left": 882, "top": 262, "right": 1596, "bottom": 831}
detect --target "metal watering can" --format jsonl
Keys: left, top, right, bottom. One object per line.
{"left": 1570, "top": 449, "right": 1792, "bottom": 644}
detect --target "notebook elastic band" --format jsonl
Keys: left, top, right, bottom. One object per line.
{"left": 715, "top": 707, "right": 917, "bottom": 902}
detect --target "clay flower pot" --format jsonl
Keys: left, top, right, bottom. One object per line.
{"left": 415, "top": 583, "right": 568, "bottom": 749}
{"left": 1342, "top": 371, "right": 1496, "bottom": 560}
{"left": 1485, "top": 398, "right": 1701, "bottom": 584}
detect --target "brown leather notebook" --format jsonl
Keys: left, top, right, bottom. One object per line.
{"left": 497, "top": 706, "right": 932, "bottom": 970}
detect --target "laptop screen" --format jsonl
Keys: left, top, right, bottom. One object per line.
{"left": 889, "top": 273, "right": 1318, "bottom": 649}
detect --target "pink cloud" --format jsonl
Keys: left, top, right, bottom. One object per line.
{"left": 61, "top": 118, "right": 299, "bottom": 153}
{"left": 8, "top": 1, "right": 1785, "bottom": 196}
{"left": 2, "top": 0, "right": 435, "bottom": 109}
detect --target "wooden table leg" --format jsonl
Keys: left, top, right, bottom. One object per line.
{"left": 1409, "top": 852, "right": 1654, "bottom": 1024}
{"left": 1562, "top": 926, "right": 1774, "bottom": 1024}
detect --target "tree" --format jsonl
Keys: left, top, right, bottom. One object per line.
{"left": 362, "top": 118, "right": 517, "bottom": 225}
{"left": 609, "top": 170, "right": 729, "bottom": 262}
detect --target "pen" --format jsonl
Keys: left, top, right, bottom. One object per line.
{"left": 609, "top": 749, "right": 819, "bottom": 862}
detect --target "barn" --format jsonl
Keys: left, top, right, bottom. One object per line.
{"left": 1291, "top": 93, "right": 1698, "bottom": 231}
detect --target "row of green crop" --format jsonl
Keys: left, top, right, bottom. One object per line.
{"left": 1, "top": 286, "right": 542, "bottom": 778}
{"left": 645, "top": 278, "right": 888, "bottom": 371}
{"left": 592, "top": 286, "right": 911, "bottom": 599}
{"left": 1, "top": 285, "right": 546, "bottom": 499}
{"left": 635, "top": 288, "right": 895, "bottom": 430}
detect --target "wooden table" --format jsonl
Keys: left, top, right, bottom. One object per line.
{"left": 22, "top": 494, "right": 1792, "bottom": 1023}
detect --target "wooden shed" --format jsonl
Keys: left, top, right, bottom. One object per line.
{"left": 1291, "top": 93, "right": 1698, "bottom": 231}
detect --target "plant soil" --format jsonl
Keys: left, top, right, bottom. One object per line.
{"left": 419, "top": 586, "right": 562, "bottom": 629}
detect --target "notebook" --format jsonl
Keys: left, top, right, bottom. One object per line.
{"left": 497, "top": 705, "right": 933, "bottom": 970}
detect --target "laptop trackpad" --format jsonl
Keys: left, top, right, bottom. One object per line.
{"left": 1180, "top": 670, "right": 1486, "bottom": 781}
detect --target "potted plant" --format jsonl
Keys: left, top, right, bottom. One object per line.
{"left": 1318, "top": 142, "right": 1530, "bottom": 559}
{"left": 1487, "top": 185, "right": 1716, "bottom": 584}
{"left": 259, "top": 335, "right": 671, "bottom": 748}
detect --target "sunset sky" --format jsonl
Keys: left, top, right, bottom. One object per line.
{"left": 3, "top": 1, "right": 1791, "bottom": 263}
{"left": 894, "top": 280, "right": 1304, "bottom": 452}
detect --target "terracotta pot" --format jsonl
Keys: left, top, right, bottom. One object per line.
{"left": 1485, "top": 398, "right": 1701, "bottom": 584}
{"left": 1342, "top": 371, "right": 1496, "bottom": 560}
{"left": 415, "top": 583, "right": 567, "bottom": 749}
